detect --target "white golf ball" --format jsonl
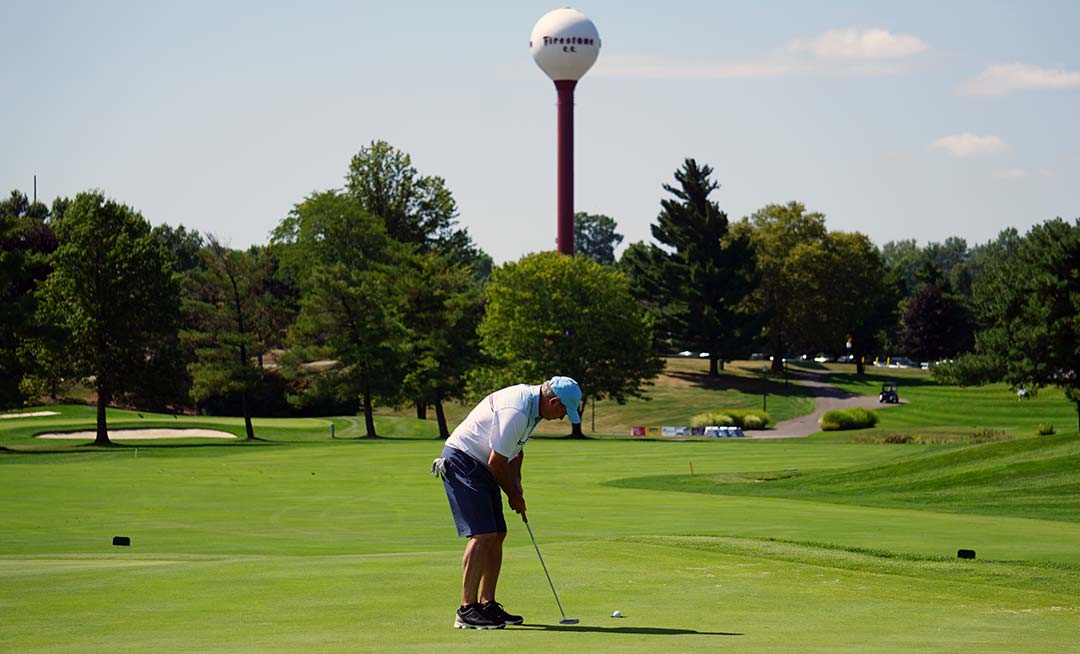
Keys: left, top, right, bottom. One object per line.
{"left": 612, "top": 610, "right": 622, "bottom": 618}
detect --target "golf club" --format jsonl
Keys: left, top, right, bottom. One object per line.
{"left": 524, "top": 518, "right": 579, "bottom": 625}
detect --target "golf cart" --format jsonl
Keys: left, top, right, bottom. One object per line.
{"left": 879, "top": 382, "right": 899, "bottom": 404}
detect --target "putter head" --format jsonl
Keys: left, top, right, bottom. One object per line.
{"left": 560, "top": 618, "right": 579, "bottom": 625}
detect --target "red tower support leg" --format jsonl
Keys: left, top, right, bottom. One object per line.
{"left": 555, "top": 80, "right": 577, "bottom": 255}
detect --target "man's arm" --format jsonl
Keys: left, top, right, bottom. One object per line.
{"left": 489, "top": 449, "right": 526, "bottom": 521}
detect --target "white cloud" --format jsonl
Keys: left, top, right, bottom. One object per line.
{"left": 994, "top": 168, "right": 1028, "bottom": 179}
{"left": 931, "top": 133, "right": 1009, "bottom": 158}
{"left": 961, "top": 63, "right": 1080, "bottom": 96}
{"left": 591, "top": 27, "right": 927, "bottom": 81}
{"left": 787, "top": 28, "right": 928, "bottom": 60}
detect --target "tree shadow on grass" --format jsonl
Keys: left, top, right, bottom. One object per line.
{"left": 519, "top": 623, "right": 741, "bottom": 636}
{"left": 666, "top": 370, "right": 819, "bottom": 399}
{"left": 819, "top": 371, "right": 939, "bottom": 389}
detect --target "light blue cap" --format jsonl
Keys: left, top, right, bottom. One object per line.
{"left": 548, "top": 376, "right": 582, "bottom": 424}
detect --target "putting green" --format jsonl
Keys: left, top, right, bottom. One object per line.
{"left": 3, "top": 435, "right": 1078, "bottom": 652}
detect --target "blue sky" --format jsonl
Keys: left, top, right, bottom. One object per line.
{"left": 3, "top": 1, "right": 1078, "bottom": 263}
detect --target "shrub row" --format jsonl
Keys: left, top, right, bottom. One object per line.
{"left": 848, "top": 429, "right": 1011, "bottom": 445}
{"left": 690, "top": 409, "right": 771, "bottom": 430}
{"left": 819, "top": 407, "right": 879, "bottom": 431}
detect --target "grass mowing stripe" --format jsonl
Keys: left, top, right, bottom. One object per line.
{"left": 610, "top": 433, "right": 1080, "bottom": 522}
{"left": 618, "top": 535, "right": 1080, "bottom": 597}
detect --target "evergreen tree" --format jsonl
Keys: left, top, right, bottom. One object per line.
{"left": 970, "top": 218, "right": 1080, "bottom": 429}
{"left": 622, "top": 159, "right": 756, "bottom": 376}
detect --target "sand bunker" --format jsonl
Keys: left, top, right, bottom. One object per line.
{"left": 1, "top": 411, "right": 60, "bottom": 419}
{"left": 36, "top": 429, "right": 237, "bottom": 440}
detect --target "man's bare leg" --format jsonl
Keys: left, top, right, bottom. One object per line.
{"left": 479, "top": 532, "right": 506, "bottom": 603}
{"left": 461, "top": 532, "right": 504, "bottom": 605}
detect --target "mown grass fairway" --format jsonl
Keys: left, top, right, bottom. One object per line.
{"left": 4, "top": 361, "right": 1080, "bottom": 652}
{"left": 4, "top": 435, "right": 1080, "bottom": 653}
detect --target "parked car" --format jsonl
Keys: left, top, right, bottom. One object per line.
{"left": 888, "top": 356, "right": 917, "bottom": 368}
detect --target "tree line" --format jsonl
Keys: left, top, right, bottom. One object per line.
{"left": 0, "top": 141, "right": 658, "bottom": 443}
{"left": 2, "top": 145, "right": 1078, "bottom": 439}
{"left": 615, "top": 159, "right": 1079, "bottom": 428}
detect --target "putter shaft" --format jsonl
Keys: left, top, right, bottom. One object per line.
{"left": 525, "top": 521, "right": 575, "bottom": 623}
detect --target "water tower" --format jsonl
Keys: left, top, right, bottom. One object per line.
{"left": 530, "top": 8, "right": 601, "bottom": 255}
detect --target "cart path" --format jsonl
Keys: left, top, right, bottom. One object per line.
{"left": 748, "top": 370, "right": 906, "bottom": 439}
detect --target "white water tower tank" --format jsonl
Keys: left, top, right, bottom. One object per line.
{"left": 530, "top": 8, "right": 601, "bottom": 81}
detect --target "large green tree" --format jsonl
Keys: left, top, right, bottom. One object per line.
{"left": 744, "top": 217, "right": 893, "bottom": 374}
{"left": 272, "top": 190, "right": 410, "bottom": 437}
{"left": 622, "top": 159, "right": 757, "bottom": 376}
{"left": 0, "top": 190, "right": 55, "bottom": 408}
{"left": 477, "top": 251, "right": 664, "bottom": 437}
{"left": 346, "top": 140, "right": 464, "bottom": 254}
{"left": 246, "top": 245, "right": 299, "bottom": 369}
{"left": 950, "top": 229, "right": 1021, "bottom": 302}
{"left": 816, "top": 231, "right": 895, "bottom": 375}
{"left": 400, "top": 251, "right": 486, "bottom": 437}
{"left": 969, "top": 218, "right": 1080, "bottom": 429}
{"left": 573, "top": 212, "right": 624, "bottom": 265}
{"left": 153, "top": 224, "right": 205, "bottom": 274}
{"left": 182, "top": 237, "right": 279, "bottom": 439}
{"left": 745, "top": 202, "right": 829, "bottom": 371}
{"left": 37, "top": 191, "right": 180, "bottom": 445}
{"left": 346, "top": 140, "right": 492, "bottom": 420}
{"left": 899, "top": 285, "right": 974, "bottom": 362}
{"left": 881, "top": 239, "right": 923, "bottom": 299}
{"left": 922, "top": 237, "right": 969, "bottom": 288}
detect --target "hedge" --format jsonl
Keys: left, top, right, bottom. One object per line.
{"left": 690, "top": 409, "right": 771, "bottom": 430}
{"left": 819, "top": 407, "right": 879, "bottom": 431}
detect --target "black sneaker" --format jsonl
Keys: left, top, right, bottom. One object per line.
{"left": 481, "top": 600, "right": 524, "bottom": 626}
{"left": 454, "top": 604, "right": 505, "bottom": 630}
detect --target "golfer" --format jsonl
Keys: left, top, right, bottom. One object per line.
{"left": 433, "top": 376, "right": 582, "bottom": 629}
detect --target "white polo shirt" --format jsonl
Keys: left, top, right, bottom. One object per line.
{"left": 445, "top": 384, "right": 542, "bottom": 468}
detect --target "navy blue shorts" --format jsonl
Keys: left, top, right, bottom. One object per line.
{"left": 441, "top": 446, "right": 507, "bottom": 538}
